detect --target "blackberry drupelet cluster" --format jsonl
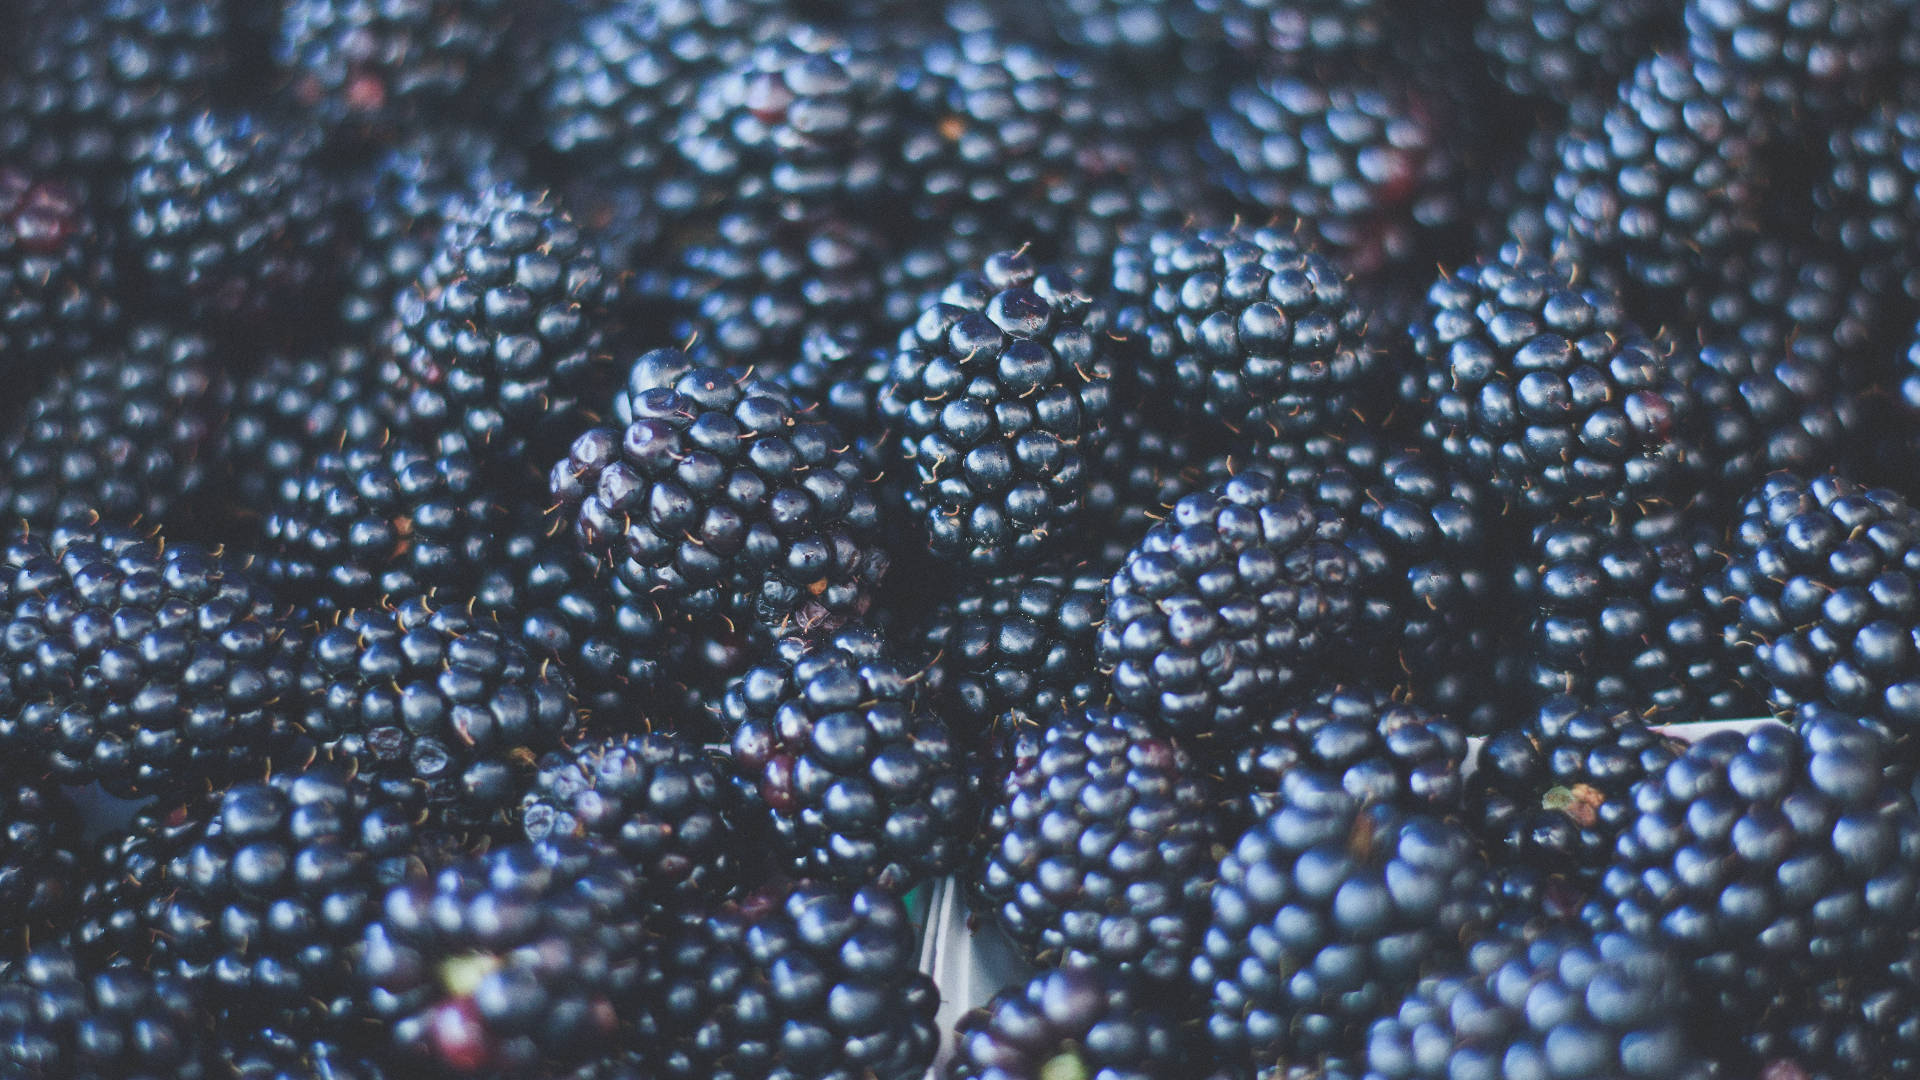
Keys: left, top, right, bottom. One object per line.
{"left": 881, "top": 249, "right": 1115, "bottom": 572}
{"left": 0, "top": 781, "right": 78, "bottom": 958}
{"left": 151, "top": 764, "right": 438, "bottom": 1033}
{"left": 298, "top": 598, "right": 581, "bottom": 827}
{"left": 722, "top": 624, "right": 967, "bottom": 893}
{"left": 639, "top": 881, "right": 939, "bottom": 1080}
{"left": 1107, "top": 223, "right": 1373, "bottom": 439}
{"left": 360, "top": 841, "right": 645, "bottom": 1076}
{"left": 219, "top": 343, "right": 394, "bottom": 514}
{"left": 0, "top": 321, "right": 223, "bottom": 534}
{"left": 1226, "top": 684, "right": 1467, "bottom": 831}
{"left": 913, "top": 569, "right": 1107, "bottom": 746}
{"left": 122, "top": 110, "right": 339, "bottom": 324}
{"left": 553, "top": 357, "right": 889, "bottom": 630}
{"left": 973, "top": 706, "right": 1219, "bottom": 983}
{"left": 1717, "top": 470, "right": 1920, "bottom": 725}
{"left": 1097, "top": 468, "right": 1375, "bottom": 743}
{"left": 275, "top": 0, "right": 521, "bottom": 136}
{"left": 1816, "top": 102, "right": 1920, "bottom": 300}
{"left": 0, "top": 167, "right": 118, "bottom": 369}
{"left": 260, "top": 434, "right": 502, "bottom": 616}
{"left": 1193, "top": 768, "right": 1490, "bottom": 1064}
{"left": 0, "top": 524, "right": 304, "bottom": 797}
{"left": 1081, "top": 409, "right": 1195, "bottom": 570}
{"left": 0, "top": 947, "right": 216, "bottom": 1079}
{"left": 1684, "top": 0, "right": 1900, "bottom": 111}
{"left": 521, "top": 733, "right": 742, "bottom": 910}
{"left": 63, "top": 790, "right": 213, "bottom": 967}
{"left": 951, "top": 967, "right": 1184, "bottom": 1080}
{"left": 1467, "top": 694, "right": 1684, "bottom": 882}
{"left": 1545, "top": 52, "right": 1760, "bottom": 291}
{"left": 1475, "top": 0, "right": 1672, "bottom": 101}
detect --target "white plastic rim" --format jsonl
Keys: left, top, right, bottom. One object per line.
{"left": 915, "top": 715, "right": 1787, "bottom": 1078}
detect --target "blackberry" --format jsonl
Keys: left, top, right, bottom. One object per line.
{"left": 0, "top": 947, "right": 216, "bottom": 1079}
{"left": 276, "top": 0, "right": 520, "bottom": 137}
{"left": 1718, "top": 471, "right": 1920, "bottom": 725}
{"left": 1467, "top": 694, "right": 1684, "bottom": 882}
{"left": 1599, "top": 723, "right": 1920, "bottom": 1069}
{"left": 879, "top": 249, "right": 1115, "bottom": 572}
{"left": 0, "top": 781, "right": 79, "bottom": 960}
{"left": 672, "top": 25, "right": 907, "bottom": 216}
{"left": 1405, "top": 247, "right": 1707, "bottom": 518}
{"left": 521, "top": 733, "right": 742, "bottom": 910}
{"left": 1096, "top": 469, "right": 1372, "bottom": 744}
{"left": 122, "top": 110, "right": 340, "bottom": 325}
{"left": 0, "top": 524, "right": 304, "bottom": 797}
{"left": 384, "top": 183, "right": 615, "bottom": 461}
{"left": 360, "top": 840, "right": 644, "bottom": 1076}
{"left": 151, "top": 763, "right": 439, "bottom": 1033}
{"left": 1545, "top": 52, "right": 1760, "bottom": 291}
{"left": 1193, "top": 768, "right": 1489, "bottom": 1064}
{"left": 1081, "top": 410, "right": 1196, "bottom": 571}
{"left": 1815, "top": 103, "right": 1920, "bottom": 302}
{"left": 65, "top": 792, "right": 212, "bottom": 967}
{"left": 1684, "top": 0, "right": 1899, "bottom": 112}
{"left": 260, "top": 434, "right": 503, "bottom": 616}
{"left": 0, "top": 322, "right": 224, "bottom": 534}
{"left": 1106, "top": 224, "right": 1373, "bottom": 439}
{"left": 0, "top": 167, "right": 119, "bottom": 370}
{"left": 555, "top": 354, "right": 889, "bottom": 630}
{"left": 1682, "top": 235, "right": 1886, "bottom": 381}
{"left": 1362, "top": 925, "right": 1711, "bottom": 1080}
{"left": 219, "top": 344, "right": 396, "bottom": 516}
{"left": 666, "top": 207, "right": 890, "bottom": 368}
{"left": 951, "top": 967, "right": 1184, "bottom": 1080}
{"left": 1225, "top": 684, "right": 1467, "bottom": 832}
{"left": 298, "top": 598, "right": 582, "bottom": 827}
{"left": 1511, "top": 510, "right": 1743, "bottom": 716}
{"left": 0, "top": 0, "right": 228, "bottom": 184}
{"left": 1475, "top": 0, "right": 1672, "bottom": 101}
{"left": 972, "top": 706, "right": 1219, "bottom": 983}
{"left": 1204, "top": 74, "right": 1462, "bottom": 274}
{"left": 722, "top": 624, "right": 967, "bottom": 893}
{"left": 639, "top": 881, "right": 940, "bottom": 1080}
{"left": 912, "top": 570, "right": 1107, "bottom": 746}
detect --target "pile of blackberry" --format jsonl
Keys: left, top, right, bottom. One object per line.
{"left": 14, "top": 1, "right": 1920, "bottom": 1078}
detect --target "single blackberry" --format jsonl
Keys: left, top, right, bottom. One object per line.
{"left": 122, "top": 110, "right": 340, "bottom": 325}
{"left": 1226, "top": 684, "right": 1467, "bottom": 832}
{"left": 1204, "top": 74, "right": 1462, "bottom": 274}
{"left": 973, "top": 706, "right": 1219, "bottom": 983}
{"left": 260, "top": 434, "right": 503, "bottom": 616}
{"left": 0, "top": 782, "right": 78, "bottom": 960}
{"left": 338, "top": 127, "right": 529, "bottom": 338}
{"left": 666, "top": 207, "right": 891, "bottom": 368}
{"left": 951, "top": 967, "right": 1184, "bottom": 1080}
{"left": 1467, "top": 694, "right": 1684, "bottom": 882}
{"left": 1683, "top": 235, "right": 1887, "bottom": 381}
{"left": 1475, "top": 0, "right": 1672, "bottom": 102}
{"left": 1510, "top": 510, "right": 1743, "bottom": 716}
{"left": 722, "top": 624, "right": 967, "bottom": 893}
{"left": 0, "top": 322, "right": 224, "bottom": 534}
{"left": 773, "top": 327, "right": 894, "bottom": 472}
{"left": 276, "top": 0, "right": 520, "bottom": 136}
{"left": 1362, "top": 925, "right": 1710, "bottom": 1080}
{"left": 1718, "top": 471, "right": 1920, "bottom": 725}
{"left": 384, "top": 183, "right": 615, "bottom": 461}
{"left": 0, "top": 524, "right": 304, "bottom": 797}
{"left": 1096, "top": 469, "right": 1373, "bottom": 744}
{"left": 1081, "top": 410, "right": 1196, "bottom": 571}
{"left": 640, "top": 881, "right": 939, "bottom": 1080}
{"left": 1684, "top": 0, "right": 1899, "bottom": 112}
{"left": 912, "top": 570, "right": 1107, "bottom": 746}
{"left": 151, "top": 763, "right": 439, "bottom": 1033}
{"left": 219, "top": 344, "right": 396, "bottom": 516}
{"left": 521, "top": 733, "right": 742, "bottom": 910}
{"left": 553, "top": 355, "right": 889, "bottom": 630}
{"left": 1193, "top": 767, "right": 1489, "bottom": 1063}
{"left": 672, "top": 25, "right": 907, "bottom": 216}
{"left": 0, "top": 0, "right": 228, "bottom": 184}
{"left": 0, "top": 167, "right": 119, "bottom": 370}
{"left": 879, "top": 249, "right": 1115, "bottom": 572}
{"left": 1545, "top": 52, "right": 1760, "bottom": 291}
{"left": 0, "top": 947, "right": 216, "bottom": 1079}
{"left": 1599, "top": 723, "right": 1920, "bottom": 1070}
{"left": 1106, "top": 224, "right": 1373, "bottom": 439}
{"left": 298, "top": 598, "right": 582, "bottom": 827}
{"left": 1815, "top": 103, "right": 1920, "bottom": 302}
{"left": 1405, "top": 247, "right": 1708, "bottom": 518}
{"left": 360, "top": 840, "right": 645, "bottom": 1076}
